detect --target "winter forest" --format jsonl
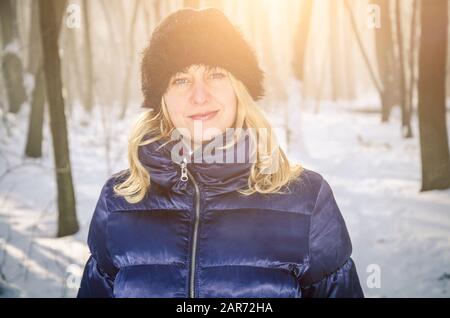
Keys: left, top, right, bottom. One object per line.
{"left": 0, "top": 0, "right": 449, "bottom": 298}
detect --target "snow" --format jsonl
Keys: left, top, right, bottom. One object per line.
{"left": 22, "top": 72, "right": 35, "bottom": 101}
{"left": 2, "top": 40, "right": 21, "bottom": 58}
{"left": 271, "top": 80, "right": 450, "bottom": 297}
{"left": 1, "top": 81, "right": 450, "bottom": 298}
{"left": 0, "top": 102, "right": 131, "bottom": 297}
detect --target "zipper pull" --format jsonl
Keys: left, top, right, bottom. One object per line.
{"left": 180, "top": 157, "right": 188, "bottom": 182}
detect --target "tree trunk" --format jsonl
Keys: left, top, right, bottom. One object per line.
{"left": 417, "top": 0, "right": 450, "bottom": 191}
{"left": 371, "top": 0, "right": 396, "bottom": 122}
{"left": 344, "top": 10, "right": 356, "bottom": 100}
{"left": 153, "top": 0, "right": 163, "bottom": 24}
{"left": 63, "top": 28, "right": 84, "bottom": 111}
{"left": 38, "top": 0, "right": 79, "bottom": 236}
{"left": 329, "top": 0, "right": 343, "bottom": 101}
{"left": 344, "top": 0, "right": 383, "bottom": 99}
{"left": 27, "top": 0, "right": 41, "bottom": 74}
{"left": 0, "top": 0, "right": 27, "bottom": 114}
{"left": 405, "top": 0, "right": 419, "bottom": 139}
{"left": 119, "top": 0, "right": 141, "bottom": 119}
{"left": 82, "top": 0, "right": 94, "bottom": 113}
{"left": 395, "top": 0, "right": 409, "bottom": 136}
{"left": 25, "top": 65, "right": 46, "bottom": 158}
{"left": 292, "top": 0, "right": 314, "bottom": 82}
{"left": 25, "top": 0, "right": 45, "bottom": 158}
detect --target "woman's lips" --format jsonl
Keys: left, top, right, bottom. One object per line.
{"left": 188, "top": 110, "right": 219, "bottom": 121}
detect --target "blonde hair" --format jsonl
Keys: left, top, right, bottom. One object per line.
{"left": 114, "top": 72, "right": 303, "bottom": 203}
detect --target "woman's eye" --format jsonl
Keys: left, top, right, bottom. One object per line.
{"left": 173, "top": 78, "right": 190, "bottom": 86}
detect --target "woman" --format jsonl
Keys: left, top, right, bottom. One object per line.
{"left": 77, "top": 8, "right": 364, "bottom": 298}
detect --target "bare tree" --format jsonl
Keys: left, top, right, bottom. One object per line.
{"left": 371, "top": 0, "right": 396, "bottom": 122}
{"left": 119, "top": 0, "right": 141, "bottom": 119}
{"left": 329, "top": 0, "right": 344, "bottom": 101}
{"left": 99, "top": 0, "right": 122, "bottom": 104}
{"left": 405, "top": 0, "right": 419, "bottom": 138}
{"left": 81, "top": 0, "right": 94, "bottom": 113}
{"left": 292, "top": 0, "right": 314, "bottom": 83}
{"left": 153, "top": 0, "right": 163, "bottom": 24}
{"left": 0, "top": 0, "right": 27, "bottom": 114}
{"left": 417, "top": 0, "right": 450, "bottom": 191}
{"left": 61, "top": 26, "right": 84, "bottom": 113}
{"left": 395, "top": 0, "right": 410, "bottom": 137}
{"left": 287, "top": 0, "right": 314, "bottom": 153}
{"left": 38, "top": 0, "right": 79, "bottom": 236}
{"left": 344, "top": 0, "right": 383, "bottom": 111}
{"left": 343, "top": 9, "right": 356, "bottom": 100}
{"left": 25, "top": 64, "right": 46, "bottom": 158}
{"left": 25, "top": 0, "right": 45, "bottom": 158}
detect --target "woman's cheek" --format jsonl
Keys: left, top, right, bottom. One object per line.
{"left": 167, "top": 102, "right": 186, "bottom": 128}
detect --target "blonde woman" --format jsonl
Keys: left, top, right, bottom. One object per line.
{"left": 77, "top": 8, "right": 363, "bottom": 298}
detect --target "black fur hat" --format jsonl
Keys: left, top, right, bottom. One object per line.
{"left": 141, "top": 8, "right": 265, "bottom": 110}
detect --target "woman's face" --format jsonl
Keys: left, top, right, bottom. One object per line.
{"left": 163, "top": 64, "right": 237, "bottom": 144}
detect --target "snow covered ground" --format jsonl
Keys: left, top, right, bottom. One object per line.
{"left": 0, "top": 102, "right": 131, "bottom": 297}
{"left": 1, "top": 82, "right": 449, "bottom": 297}
{"left": 277, "top": 81, "right": 450, "bottom": 298}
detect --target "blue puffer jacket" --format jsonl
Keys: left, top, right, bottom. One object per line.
{"left": 77, "top": 134, "right": 364, "bottom": 298}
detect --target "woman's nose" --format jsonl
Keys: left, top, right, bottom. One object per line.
{"left": 190, "top": 80, "right": 210, "bottom": 105}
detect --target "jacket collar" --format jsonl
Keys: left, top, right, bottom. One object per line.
{"left": 138, "top": 130, "right": 255, "bottom": 197}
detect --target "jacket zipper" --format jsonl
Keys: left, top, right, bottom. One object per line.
{"left": 180, "top": 158, "right": 200, "bottom": 298}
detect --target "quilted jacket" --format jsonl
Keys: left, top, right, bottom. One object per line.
{"left": 77, "top": 134, "right": 364, "bottom": 298}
